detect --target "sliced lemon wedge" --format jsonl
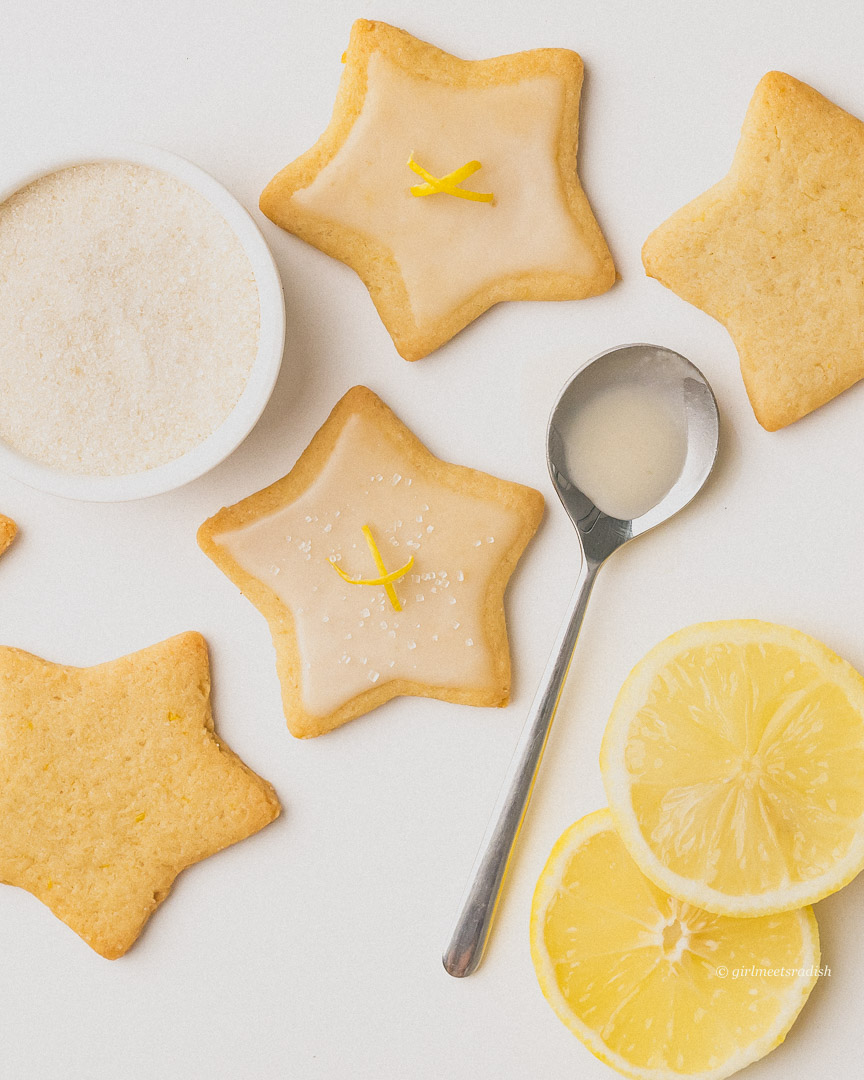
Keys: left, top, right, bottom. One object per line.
{"left": 530, "top": 809, "right": 819, "bottom": 1080}
{"left": 601, "top": 620, "right": 864, "bottom": 915}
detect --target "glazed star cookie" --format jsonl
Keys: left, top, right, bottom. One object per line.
{"left": 198, "top": 387, "right": 544, "bottom": 738}
{"left": 643, "top": 71, "right": 864, "bottom": 430}
{"left": 0, "top": 632, "right": 280, "bottom": 958}
{"left": 0, "top": 514, "right": 16, "bottom": 557}
{"left": 260, "top": 20, "right": 615, "bottom": 361}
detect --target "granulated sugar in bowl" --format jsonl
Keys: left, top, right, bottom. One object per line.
{"left": 0, "top": 143, "right": 285, "bottom": 501}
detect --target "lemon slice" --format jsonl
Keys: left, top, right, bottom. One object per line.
{"left": 601, "top": 620, "right": 864, "bottom": 916}
{"left": 530, "top": 809, "right": 819, "bottom": 1080}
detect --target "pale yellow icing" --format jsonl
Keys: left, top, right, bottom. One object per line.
{"left": 214, "top": 413, "right": 523, "bottom": 716}
{"left": 293, "top": 52, "right": 597, "bottom": 325}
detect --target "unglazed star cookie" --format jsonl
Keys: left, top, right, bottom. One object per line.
{"left": 0, "top": 514, "right": 16, "bottom": 557}
{"left": 643, "top": 71, "right": 864, "bottom": 430}
{"left": 0, "top": 632, "right": 280, "bottom": 958}
{"left": 198, "top": 386, "right": 544, "bottom": 738}
{"left": 260, "top": 20, "right": 615, "bottom": 361}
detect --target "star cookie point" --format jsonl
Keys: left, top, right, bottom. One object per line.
{"left": 260, "top": 20, "right": 615, "bottom": 361}
{"left": 0, "top": 632, "right": 280, "bottom": 958}
{"left": 643, "top": 71, "right": 864, "bottom": 430}
{"left": 198, "top": 386, "right": 544, "bottom": 738}
{"left": 0, "top": 514, "right": 16, "bottom": 557}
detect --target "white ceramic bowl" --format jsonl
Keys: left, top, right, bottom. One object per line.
{"left": 0, "top": 142, "right": 285, "bottom": 501}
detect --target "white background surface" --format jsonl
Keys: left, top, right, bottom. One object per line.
{"left": 1, "top": 1, "right": 863, "bottom": 1077}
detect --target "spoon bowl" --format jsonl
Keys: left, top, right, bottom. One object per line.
{"left": 443, "top": 344, "right": 719, "bottom": 978}
{"left": 548, "top": 343, "right": 719, "bottom": 565}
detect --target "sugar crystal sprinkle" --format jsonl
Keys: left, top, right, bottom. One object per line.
{"left": 0, "top": 161, "right": 260, "bottom": 476}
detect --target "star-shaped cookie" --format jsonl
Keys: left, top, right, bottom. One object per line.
{"left": 643, "top": 71, "right": 864, "bottom": 430}
{"left": 0, "top": 514, "right": 16, "bottom": 557}
{"left": 260, "top": 20, "right": 615, "bottom": 361}
{"left": 0, "top": 632, "right": 280, "bottom": 958}
{"left": 198, "top": 387, "right": 544, "bottom": 738}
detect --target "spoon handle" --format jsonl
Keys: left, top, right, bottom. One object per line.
{"left": 442, "top": 560, "right": 600, "bottom": 977}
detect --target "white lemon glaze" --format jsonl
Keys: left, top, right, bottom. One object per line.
{"left": 294, "top": 52, "right": 597, "bottom": 325}
{"left": 215, "top": 413, "right": 522, "bottom": 716}
{"left": 564, "top": 383, "right": 687, "bottom": 520}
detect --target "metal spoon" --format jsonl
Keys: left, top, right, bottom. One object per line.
{"left": 442, "top": 343, "right": 719, "bottom": 978}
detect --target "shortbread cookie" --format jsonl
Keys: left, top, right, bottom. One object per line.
{"left": 643, "top": 71, "right": 864, "bottom": 430}
{"left": 0, "top": 514, "right": 16, "bottom": 557}
{"left": 260, "top": 20, "right": 615, "bottom": 361}
{"left": 198, "top": 386, "right": 544, "bottom": 738}
{"left": 0, "top": 632, "right": 280, "bottom": 958}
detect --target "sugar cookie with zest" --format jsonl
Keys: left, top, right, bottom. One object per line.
{"left": 260, "top": 20, "right": 615, "bottom": 361}
{"left": 643, "top": 72, "right": 864, "bottom": 430}
{"left": 0, "top": 514, "right": 16, "bottom": 558}
{"left": 198, "top": 387, "right": 544, "bottom": 738}
{"left": 0, "top": 632, "right": 280, "bottom": 959}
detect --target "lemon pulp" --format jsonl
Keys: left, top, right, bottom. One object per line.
{"left": 531, "top": 809, "right": 819, "bottom": 1080}
{"left": 601, "top": 620, "right": 864, "bottom": 915}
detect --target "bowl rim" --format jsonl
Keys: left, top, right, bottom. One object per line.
{"left": 0, "top": 141, "right": 285, "bottom": 501}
